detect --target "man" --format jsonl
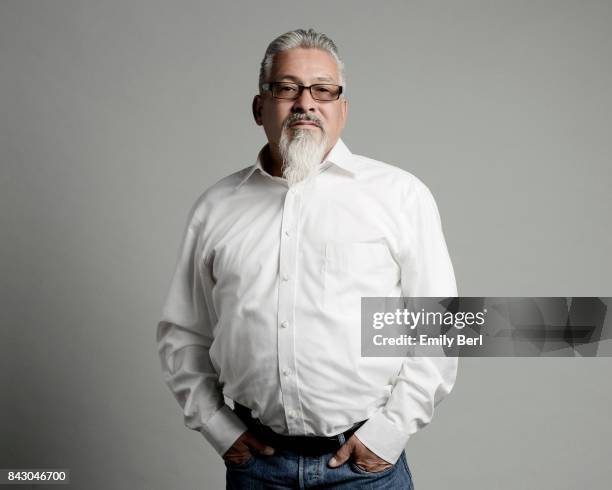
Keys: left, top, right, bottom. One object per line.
{"left": 157, "top": 29, "right": 457, "bottom": 489}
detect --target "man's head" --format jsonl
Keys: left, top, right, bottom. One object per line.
{"left": 253, "top": 29, "right": 348, "bottom": 186}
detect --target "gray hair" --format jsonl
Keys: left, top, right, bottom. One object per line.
{"left": 258, "top": 28, "right": 346, "bottom": 93}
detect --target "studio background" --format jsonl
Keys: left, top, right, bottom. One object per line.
{"left": 1, "top": 1, "right": 611, "bottom": 489}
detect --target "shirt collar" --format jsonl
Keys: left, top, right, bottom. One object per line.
{"left": 321, "top": 138, "right": 358, "bottom": 176}
{"left": 235, "top": 146, "right": 267, "bottom": 188}
{"left": 236, "top": 138, "right": 357, "bottom": 189}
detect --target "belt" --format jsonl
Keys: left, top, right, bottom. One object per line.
{"left": 233, "top": 403, "right": 367, "bottom": 456}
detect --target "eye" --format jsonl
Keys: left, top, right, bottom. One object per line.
{"left": 277, "top": 83, "right": 298, "bottom": 93}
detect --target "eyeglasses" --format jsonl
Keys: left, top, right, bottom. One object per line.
{"left": 261, "top": 82, "right": 343, "bottom": 101}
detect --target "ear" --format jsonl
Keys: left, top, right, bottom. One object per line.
{"left": 252, "top": 95, "right": 263, "bottom": 126}
{"left": 340, "top": 96, "right": 348, "bottom": 129}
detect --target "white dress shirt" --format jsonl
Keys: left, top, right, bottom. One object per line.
{"left": 157, "top": 138, "right": 458, "bottom": 464}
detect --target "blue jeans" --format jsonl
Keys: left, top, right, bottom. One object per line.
{"left": 225, "top": 447, "right": 414, "bottom": 489}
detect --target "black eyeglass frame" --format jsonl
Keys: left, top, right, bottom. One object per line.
{"left": 261, "top": 82, "right": 344, "bottom": 101}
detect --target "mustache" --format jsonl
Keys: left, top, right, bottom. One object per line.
{"left": 283, "top": 113, "right": 323, "bottom": 129}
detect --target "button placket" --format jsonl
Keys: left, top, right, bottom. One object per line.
{"left": 277, "top": 188, "right": 303, "bottom": 433}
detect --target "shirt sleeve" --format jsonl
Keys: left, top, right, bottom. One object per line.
{"left": 156, "top": 213, "right": 247, "bottom": 457}
{"left": 355, "top": 180, "right": 459, "bottom": 464}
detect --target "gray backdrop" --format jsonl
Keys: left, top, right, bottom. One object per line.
{"left": 1, "top": 1, "right": 611, "bottom": 489}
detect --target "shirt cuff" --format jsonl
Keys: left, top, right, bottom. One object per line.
{"left": 354, "top": 410, "right": 409, "bottom": 464}
{"left": 200, "top": 405, "right": 248, "bottom": 457}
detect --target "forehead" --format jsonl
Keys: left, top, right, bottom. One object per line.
{"left": 270, "top": 48, "right": 340, "bottom": 83}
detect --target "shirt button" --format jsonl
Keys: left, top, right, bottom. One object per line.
{"left": 288, "top": 409, "right": 297, "bottom": 418}
{"left": 282, "top": 274, "right": 290, "bottom": 282}
{"left": 284, "top": 230, "right": 291, "bottom": 237}
{"left": 282, "top": 368, "right": 292, "bottom": 377}
{"left": 280, "top": 321, "right": 289, "bottom": 329}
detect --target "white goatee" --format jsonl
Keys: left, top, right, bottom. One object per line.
{"left": 279, "top": 122, "right": 328, "bottom": 187}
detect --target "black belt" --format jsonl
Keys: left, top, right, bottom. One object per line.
{"left": 233, "top": 403, "right": 367, "bottom": 456}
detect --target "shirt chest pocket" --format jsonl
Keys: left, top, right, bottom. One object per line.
{"left": 323, "top": 241, "right": 401, "bottom": 310}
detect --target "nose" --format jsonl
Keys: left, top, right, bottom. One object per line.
{"left": 291, "top": 87, "right": 317, "bottom": 113}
